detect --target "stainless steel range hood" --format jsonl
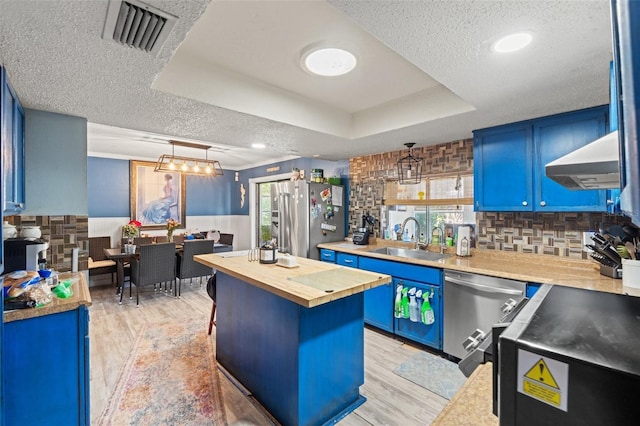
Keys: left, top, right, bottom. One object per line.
{"left": 545, "top": 131, "right": 620, "bottom": 190}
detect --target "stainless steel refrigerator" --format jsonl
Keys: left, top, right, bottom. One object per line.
{"left": 272, "top": 181, "right": 346, "bottom": 260}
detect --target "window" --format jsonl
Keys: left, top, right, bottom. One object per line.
{"left": 381, "top": 174, "right": 474, "bottom": 243}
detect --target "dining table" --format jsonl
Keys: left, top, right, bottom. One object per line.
{"left": 104, "top": 243, "right": 232, "bottom": 296}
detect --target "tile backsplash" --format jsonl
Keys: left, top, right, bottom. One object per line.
{"left": 348, "top": 138, "right": 629, "bottom": 258}
{"left": 5, "top": 215, "right": 89, "bottom": 271}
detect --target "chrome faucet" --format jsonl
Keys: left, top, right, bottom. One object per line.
{"left": 400, "top": 217, "right": 422, "bottom": 250}
{"left": 431, "top": 226, "right": 445, "bottom": 253}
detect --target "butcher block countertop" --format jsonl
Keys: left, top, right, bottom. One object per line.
{"left": 318, "top": 240, "right": 623, "bottom": 294}
{"left": 4, "top": 272, "right": 92, "bottom": 323}
{"left": 195, "top": 253, "right": 391, "bottom": 308}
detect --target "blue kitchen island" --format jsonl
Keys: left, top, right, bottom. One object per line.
{"left": 195, "top": 253, "right": 390, "bottom": 426}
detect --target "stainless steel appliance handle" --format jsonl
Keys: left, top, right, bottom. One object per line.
{"left": 278, "top": 193, "right": 286, "bottom": 253}
{"left": 445, "top": 276, "right": 524, "bottom": 296}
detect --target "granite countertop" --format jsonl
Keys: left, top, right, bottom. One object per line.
{"left": 318, "top": 240, "right": 623, "bottom": 294}
{"left": 432, "top": 363, "right": 497, "bottom": 426}
{"left": 194, "top": 253, "right": 391, "bottom": 308}
{"left": 4, "top": 272, "right": 92, "bottom": 323}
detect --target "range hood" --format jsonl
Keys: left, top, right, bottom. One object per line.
{"left": 545, "top": 131, "right": 620, "bottom": 190}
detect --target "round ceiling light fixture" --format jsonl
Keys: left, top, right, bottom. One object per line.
{"left": 492, "top": 32, "right": 532, "bottom": 53}
{"left": 251, "top": 143, "right": 266, "bottom": 149}
{"left": 301, "top": 46, "right": 357, "bottom": 77}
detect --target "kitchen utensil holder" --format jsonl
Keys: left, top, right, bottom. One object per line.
{"left": 600, "top": 264, "right": 622, "bottom": 279}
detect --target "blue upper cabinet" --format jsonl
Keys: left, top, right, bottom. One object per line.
{"left": 473, "top": 123, "right": 534, "bottom": 211}
{"left": 1, "top": 66, "right": 26, "bottom": 215}
{"left": 474, "top": 105, "right": 610, "bottom": 212}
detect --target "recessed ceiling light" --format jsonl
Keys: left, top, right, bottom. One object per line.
{"left": 492, "top": 32, "right": 532, "bottom": 53}
{"left": 251, "top": 143, "right": 266, "bottom": 149}
{"left": 302, "top": 47, "right": 357, "bottom": 77}
{"left": 313, "top": 154, "right": 320, "bottom": 158}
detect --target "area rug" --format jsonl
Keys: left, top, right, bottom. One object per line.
{"left": 392, "top": 351, "right": 467, "bottom": 400}
{"left": 99, "top": 318, "right": 227, "bottom": 425}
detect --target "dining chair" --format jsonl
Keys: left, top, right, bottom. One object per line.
{"left": 172, "top": 235, "right": 185, "bottom": 244}
{"left": 88, "top": 236, "right": 117, "bottom": 283}
{"left": 176, "top": 239, "right": 215, "bottom": 297}
{"left": 155, "top": 235, "right": 168, "bottom": 243}
{"left": 128, "top": 242, "right": 176, "bottom": 305}
{"left": 134, "top": 236, "right": 153, "bottom": 246}
{"left": 219, "top": 233, "right": 234, "bottom": 247}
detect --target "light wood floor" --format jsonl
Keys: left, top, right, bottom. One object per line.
{"left": 89, "top": 281, "right": 449, "bottom": 425}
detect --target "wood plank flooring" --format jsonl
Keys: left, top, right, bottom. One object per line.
{"left": 89, "top": 281, "right": 450, "bottom": 425}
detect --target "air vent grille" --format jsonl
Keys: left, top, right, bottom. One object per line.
{"left": 103, "top": 0, "right": 177, "bottom": 54}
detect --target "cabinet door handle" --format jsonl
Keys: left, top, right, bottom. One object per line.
{"left": 344, "top": 259, "right": 353, "bottom": 264}
{"left": 540, "top": 201, "right": 546, "bottom": 207}
{"left": 522, "top": 201, "right": 528, "bottom": 206}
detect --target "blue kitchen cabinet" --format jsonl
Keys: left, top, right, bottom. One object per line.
{"left": 3, "top": 306, "right": 90, "bottom": 425}
{"left": 474, "top": 106, "right": 611, "bottom": 212}
{"left": 393, "top": 278, "right": 441, "bottom": 349}
{"left": 473, "top": 123, "right": 534, "bottom": 211}
{"left": 358, "top": 257, "right": 394, "bottom": 332}
{"left": 526, "top": 282, "right": 542, "bottom": 299}
{"left": 337, "top": 252, "right": 358, "bottom": 268}
{"left": 1, "top": 66, "right": 26, "bottom": 215}
{"left": 320, "top": 248, "right": 336, "bottom": 263}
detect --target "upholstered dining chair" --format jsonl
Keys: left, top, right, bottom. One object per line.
{"left": 88, "top": 236, "right": 117, "bottom": 283}
{"left": 128, "top": 242, "right": 176, "bottom": 305}
{"left": 176, "top": 239, "right": 215, "bottom": 297}
{"left": 218, "top": 233, "right": 234, "bottom": 247}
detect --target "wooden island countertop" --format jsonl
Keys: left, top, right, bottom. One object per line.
{"left": 195, "top": 252, "right": 391, "bottom": 308}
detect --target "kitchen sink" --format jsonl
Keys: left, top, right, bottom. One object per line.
{"left": 367, "top": 247, "right": 451, "bottom": 261}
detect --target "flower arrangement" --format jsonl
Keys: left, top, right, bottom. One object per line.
{"left": 166, "top": 218, "right": 179, "bottom": 240}
{"left": 122, "top": 220, "right": 141, "bottom": 239}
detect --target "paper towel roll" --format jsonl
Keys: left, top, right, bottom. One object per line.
{"left": 72, "top": 247, "right": 79, "bottom": 272}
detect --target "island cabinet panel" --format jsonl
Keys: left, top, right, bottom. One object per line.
{"left": 320, "top": 248, "right": 336, "bottom": 263}
{"left": 474, "top": 105, "right": 611, "bottom": 212}
{"left": 393, "top": 278, "right": 442, "bottom": 349}
{"left": 216, "top": 272, "right": 365, "bottom": 426}
{"left": 3, "top": 307, "right": 90, "bottom": 425}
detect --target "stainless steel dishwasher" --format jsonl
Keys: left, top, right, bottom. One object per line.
{"left": 443, "top": 270, "right": 526, "bottom": 359}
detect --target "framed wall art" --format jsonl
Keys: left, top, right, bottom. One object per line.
{"left": 130, "top": 160, "right": 186, "bottom": 230}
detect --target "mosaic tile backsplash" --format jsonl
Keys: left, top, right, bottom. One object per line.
{"left": 348, "top": 138, "right": 630, "bottom": 258}
{"left": 5, "top": 215, "right": 89, "bottom": 272}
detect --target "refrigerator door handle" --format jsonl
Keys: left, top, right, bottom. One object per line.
{"left": 278, "top": 193, "right": 289, "bottom": 254}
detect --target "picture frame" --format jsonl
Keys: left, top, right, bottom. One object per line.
{"left": 130, "top": 160, "right": 186, "bottom": 230}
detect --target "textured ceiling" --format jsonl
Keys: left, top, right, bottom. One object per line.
{"left": 0, "top": 0, "right": 613, "bottom": 169}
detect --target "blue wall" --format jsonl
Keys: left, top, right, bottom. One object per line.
{"left": 88, "top": 156, "right": 349, "bottom": 218}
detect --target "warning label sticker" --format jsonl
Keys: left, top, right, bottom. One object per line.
{"left": 517, "top": 349, "right": 569, "bottom": 412}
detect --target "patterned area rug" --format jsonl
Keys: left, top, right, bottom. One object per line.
{"left": 99, "top": 318, "right": 227, "bottom": 425}
{"left": 392, "top": 351, "right": 467, "bottom": 400}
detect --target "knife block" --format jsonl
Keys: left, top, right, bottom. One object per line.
{"left": 600, "top": 264, "right": 622, "bottom": 279}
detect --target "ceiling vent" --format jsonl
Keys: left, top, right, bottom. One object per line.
{"left": 102, "top": 0, "right": 177, "bottom": 55}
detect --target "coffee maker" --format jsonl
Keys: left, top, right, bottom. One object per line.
{"left": 3, "top": 238, "right": 49, "bottom": 273}
{"left": 353, "top": 213, "right": 376, "bottom": 245}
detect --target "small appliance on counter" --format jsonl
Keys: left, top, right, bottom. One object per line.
{"left": 3, "top": 238, "right": 49, "bottom": 274}
{"left": 456, "top": 225, "right": 472, "bottom": 256}
{"left": 259, "top": 240, "right": 278, "bottom": 264}
{"left": 353, "top": 213, "right": 376, "bottom": 245}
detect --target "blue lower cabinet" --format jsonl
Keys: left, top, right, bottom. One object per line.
{"left": 320, "top": 248, "right": 336, "bottom": 263}
{"left": 4, "top": 306, "right": 90, "bottom": 425}
{"left": 363, "top": 281, "right": 394, "bottom": 332}
{"left": 393, "top": 279, "right": 442, "bottom": 350}
{"left": 526, "top": 282, "right": 542, "bottom": 299}
{"left": 337, "top": 252, "right": 358, "bottom": 268}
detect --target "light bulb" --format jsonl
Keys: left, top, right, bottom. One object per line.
{"left": 169, "top": 161, "right": 175, "bottom": 170}
{"left": 407, "top": 167, "right": 412, "bottom": 179}
{"left": 193, "top": 164, "right": 200, "bottom": 173}
{"left": 181, "top": 163, "right": 188, "bottom": 172}
{"left": 205, "top": 164, "right": 212, "bottom": 174}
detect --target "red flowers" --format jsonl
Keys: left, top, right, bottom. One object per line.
{"left": 129, "top": 220, "right": 142, "bottom": 228}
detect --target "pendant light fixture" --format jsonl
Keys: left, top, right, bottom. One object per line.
{"left": 397, "top": 142, "right": 423, "bottom": 185}
{"left": 155, "top": 140, "right": 224, "bottom": 177}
